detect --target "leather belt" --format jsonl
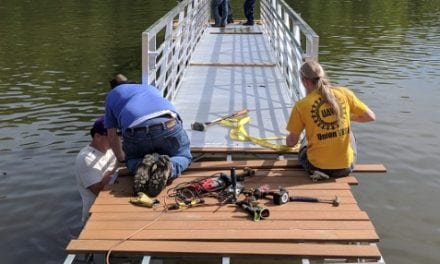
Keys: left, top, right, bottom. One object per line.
{"left": 129, "top": 118, "right": 177, "bottom": 133}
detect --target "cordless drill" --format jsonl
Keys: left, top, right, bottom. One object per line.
{"left": 235, "top": 199, "right": 270, "bottom": 221}
{"left": 252, "top": 185, "right": 290, "bottom": 205}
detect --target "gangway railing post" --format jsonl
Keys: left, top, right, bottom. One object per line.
{"left": 141, "top": 0, "right": 209, "bottom": 99}
{"left": 142, "top": 32, "right": 158, "bottom": 86}
{"left": 260, "top": 0, "right": 318, "bottom": 100}
{"left": 142, "top": 32, "right": 149, "bottom": 85}
{"left": 308, "top": 35, "right": 319, "bottom": 61}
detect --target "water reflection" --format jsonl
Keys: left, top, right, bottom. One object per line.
{"left": 0, "top": 0, "right": 439, "bottom": 263}
{"left": 289, "top": 1, "right": 440, "bottom": 264}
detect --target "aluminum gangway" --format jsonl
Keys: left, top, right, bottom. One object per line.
{"left": 141, "top": 0, "right": 318, "bottom": 160}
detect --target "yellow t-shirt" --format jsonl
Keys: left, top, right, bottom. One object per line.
{"left": 286, "top": 87, "right": 369, "bottom": 169}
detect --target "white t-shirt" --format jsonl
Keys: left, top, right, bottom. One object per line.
{"left": 75, "top": 145, "right": 116, "bottom": 222}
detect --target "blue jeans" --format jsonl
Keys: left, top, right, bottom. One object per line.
{"left": 212, "top": 0, "right": 228, "bottom": 26}
{"left": 122, "top": 119, "right": 192, "bottom": 179}
{"left": 298, "top": 132, "right": 357, "bottom": 177}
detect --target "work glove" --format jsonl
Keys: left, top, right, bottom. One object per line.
{"left": 130, "top": 192, "right": 160, "bottom": 207}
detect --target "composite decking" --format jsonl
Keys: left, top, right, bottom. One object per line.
{"left": 66, "top": 160, "right": 386, "bottom": 263}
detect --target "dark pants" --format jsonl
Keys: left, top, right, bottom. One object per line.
{"left": 212, "top": 0, "right": 228, "bottom": 27}
{"left": 243, "top": 0, "right": 255, "bottom": 23}
{"left": 220, "top": 0, "right": 233, "bottom": 23}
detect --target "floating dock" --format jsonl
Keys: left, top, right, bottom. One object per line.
{"left": 66, "top": 160, "right": 386, "bottom": 263}
{"left": 65, "top": 0, "right": 386, "bottom": 262}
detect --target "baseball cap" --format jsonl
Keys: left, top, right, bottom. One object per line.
{"left": 91, "top": 116, "right": 107, "bottom": 136}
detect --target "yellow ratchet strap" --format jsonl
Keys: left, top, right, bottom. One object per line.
{"left": 218, "top": 115, "right": 300, "bottom": 152}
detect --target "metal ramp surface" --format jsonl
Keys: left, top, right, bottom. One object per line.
{"left": 173, "top": 25, "right": 293, "bottom": 150}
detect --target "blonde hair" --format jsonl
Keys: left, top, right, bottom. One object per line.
{"left": 300, "top": 60, "right": 342, "bottom": 124}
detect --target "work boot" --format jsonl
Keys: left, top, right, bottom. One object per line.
{"left": 146, "top": 154, "right": 172, "bottom": 197}
{"left": 242, "top": 21, "right": 254, "bottom": 26}
{"left": 133, "top": 154, "right": 156, "bottom": 195}
{"left": 309, "top": 170, "right": 330, "bottom": 182}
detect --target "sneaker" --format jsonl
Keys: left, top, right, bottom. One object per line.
{"left": 310, "top": 170, "right": 330, "bottom": 182}
{"left": 146, "top": 154, "right": 172, "bottom": 197}
{"left": 133, "top": 154, "right": 156, "bottom": 195}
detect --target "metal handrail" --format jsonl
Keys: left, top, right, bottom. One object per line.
{"left": 260, "top": 0, "right": 319, "bottom": 100}
{"left": 142, "top": 0, "right": 318, "bottom": 102}
{"left": 141, "top": 0, "right": 210, "bottom": 100}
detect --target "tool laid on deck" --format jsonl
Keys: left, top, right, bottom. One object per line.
{"left": 219, "top": 167, "right": 249, "bottom": 204}
{"left": 167, "top": 167, "right": 253, "bottom": 209}
{"left": 241, "top": 166, "right": 256, "bottom": 177}
{"left": 191, "top": 108, "right": 249, "bottom": 131}
{"left": 245, "top": 185, "right": 341, "bottom": 207}
{"left": 235, "top": 198, "right": 270, "bottom": 221}
{"left": 289, "top": 194, "right": 341, "bottom": 207}
{"left": 167, "top": 197, "right": 205, "bottom": 210}
{"left": 250, "top": 185, "right": 290, "bottom": 205}
{"left": 130, "top": 192, "right": 160, "bottom": 207}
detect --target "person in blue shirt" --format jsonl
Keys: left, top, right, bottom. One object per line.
{"left": 104, "top": 74, "right": 192, "bottom": 197}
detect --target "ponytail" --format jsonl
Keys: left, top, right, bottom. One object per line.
{"left": 300, "top": 61, "right": 342, "bottom": 124}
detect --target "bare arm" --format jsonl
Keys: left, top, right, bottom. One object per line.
{"left": 351, "top": 108, "right": 376, "bottom": 122}
{"left": 107, "top": 128, "right": 125, "bottom": 161}
{"left": 286, "top": 132, "right": 300, "bottom": 147}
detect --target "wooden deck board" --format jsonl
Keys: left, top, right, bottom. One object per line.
{"left": 84, "top": 220, "right": 375, "bottom": 230}
{"left": 173, "top": 169, "right": 359, "bottom": 185}
{"left": 105, "top": 173, "right": 355, "bottom": 195}
{"left": 67, "top": 160, "right": 383, "bottom": 260}
{"left": 90, "top": 203, "right": 360, "bottom": 213}
{"left": 95, "top": 195, "right": 358, "bottom": 205}
{"left": 78, "top": 229, "right": 379, "bottom": 242}
{"left": 66, "top": 240, "right": 381, "bottom": 259}
{"left": 186, "top": 159, "right": 386, "bottom": 172}
{"left": 88, "top": 210, "right": 370, "bottom": 221}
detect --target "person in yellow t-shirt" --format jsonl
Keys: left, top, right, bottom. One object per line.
{"left": 286, "top": 60, "right": 376, "bottom": 180}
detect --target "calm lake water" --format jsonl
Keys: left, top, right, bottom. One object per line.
{"left": 0, "top": 0, "right": 439, "bottom": 263}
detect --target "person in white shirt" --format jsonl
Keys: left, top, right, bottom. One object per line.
{"left": 75, "top": 116, "right": 117, "bottom": 223}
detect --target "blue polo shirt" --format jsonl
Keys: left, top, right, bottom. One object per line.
{"left": 104, "top": 83, "right": 177, "bottom": 131}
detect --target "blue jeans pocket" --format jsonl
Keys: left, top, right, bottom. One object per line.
{"left": 163, "top": 125, "right": 190, "bottom": 155}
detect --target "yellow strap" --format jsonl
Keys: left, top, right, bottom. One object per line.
{"left": 218, "top": 115, "right": 300, "bottom": 152}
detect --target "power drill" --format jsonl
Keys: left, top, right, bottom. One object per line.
{"left": 235, "top": 199, "right": 270, "bottom": 221}
{"left": 251, "top": 185, "right": 289, "bottom": 205}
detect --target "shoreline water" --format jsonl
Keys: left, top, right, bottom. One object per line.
{"left": 0, "top": 0, "right": 439, "bottom": 263}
